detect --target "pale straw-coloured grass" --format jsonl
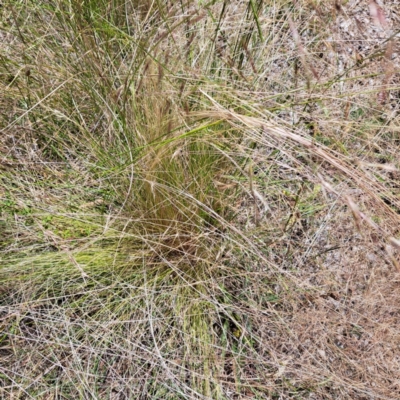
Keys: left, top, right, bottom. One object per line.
{"left": 1, "top": 1, "right": 400, "bottom": 398}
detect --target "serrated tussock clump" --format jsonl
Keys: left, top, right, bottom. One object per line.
{"left": 1, "top": 1, "right": 400, "bottom": 399}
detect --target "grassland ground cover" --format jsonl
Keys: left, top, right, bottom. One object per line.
{"left": 1, "top": 0, "right": 400, "bottom": 398}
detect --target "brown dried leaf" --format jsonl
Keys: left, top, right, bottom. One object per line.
{"left": 369, "top": 0, "right": 387, "bottom": 29}
{"left": 389, "top": 237, "right": 400, "bottom": 250}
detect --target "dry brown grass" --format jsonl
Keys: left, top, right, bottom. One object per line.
{"left": 1, "top": 0, "right": 400, "bottom": 399}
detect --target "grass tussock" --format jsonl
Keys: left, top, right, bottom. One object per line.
{"left": 1, "top": 0, "right": 400, "bottom": 398}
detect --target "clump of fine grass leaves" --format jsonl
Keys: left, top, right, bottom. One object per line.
{"left": 1, "top": 1, "right": 400, "bottom": 398}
